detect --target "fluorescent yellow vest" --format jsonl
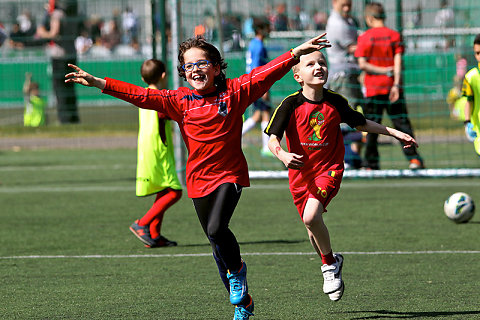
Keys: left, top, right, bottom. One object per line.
{"left": 24, "top": 95, "right": 46, "bottom": 127}
{"left": 136, "top": 109, "right": 182, "bottom": 196}
{"left": 463, "top": 65, "right": 480, "bottom": 155}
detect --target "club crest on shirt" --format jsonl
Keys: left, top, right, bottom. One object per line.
{"left": 218, "top": 101, "right": 228, "bottom": 116}
{"left": 308, "top": 111, "right": 325, "bottom": 141}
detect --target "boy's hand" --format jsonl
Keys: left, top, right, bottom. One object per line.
{"left": 389, "top": 85, "right": 400, "bottom": 103}
{"left": 394, "top": 131, "right": 418, "bottom": 149}
{"left": 65, "top": 64, "right": 106, "bottom": 90}
{"left": 291, "top": 33, "right": 331, "bottom": 58}
{"left": 465, "top": 121, "right": 477, "bottom": 142}
{"left": 279, "top": 152, "right": 305, "bottom": 170}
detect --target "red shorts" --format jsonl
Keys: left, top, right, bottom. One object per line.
{"left": 290, "top": 170, "right": 342, "bottom": 219}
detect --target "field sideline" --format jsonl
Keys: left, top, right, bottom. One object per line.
{"left": 1, "top": 149, "right": 479, "bottom": 319}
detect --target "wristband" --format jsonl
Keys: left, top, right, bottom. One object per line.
{"left": 290, "top": 49, "right": 299, "bottom": 60}
{"left": 464, "top": 120, "right": 471, "bottom": 125}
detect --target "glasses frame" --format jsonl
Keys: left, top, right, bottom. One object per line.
{"left": 181, "top": 60, "right": 212, "bottom": 72}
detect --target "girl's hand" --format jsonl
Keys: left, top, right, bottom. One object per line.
{"left": 65, "top": 64, "right": 106, "bottom": 90}
{"left": 291, "top": 33, "right": 331, "bottom": 58}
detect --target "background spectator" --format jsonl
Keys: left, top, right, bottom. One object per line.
{"left": 122, "top": 6, "right": 138, "bottom": 45}
{"left": 9, "top": 23, "right": 26, "bottom": 49}
{"left": 75, "top": 29, "right": 93, "bottom": 55}
{"left": 36, "top": 0, "right": 80, "bottom": 124}
{"left": 17, "top": 10, "right": 36, "bottom": 38}
{"left": 102, "top": 19, "right": 121, "bottom": 51}
{"left": 242, "top": 18, "right": 273, "bottom": 156}
{"left": 355, "top": 2, "right": 424, "bottom": 170}
{"left": 435, "top": 0, "right": 455, "bottom": 28}
{"left": 290, "top": 6, "right": 310, "bottom": 30}
{"left": 326, "top": 0, "right": 364, "bottom": 168}
{"left": 435, "top": 0, "right": 455, "bottom": 48}
{"left": 272, "top": 3, "right": 288, "bottom": 31}
{"left": 0, "top": 22, "right": 7, "bottom": 47}
{"left": 87, "top": 14, "right": 103, "bottom": 43}
{"left": 313, "top": 10, "right": 328, "bottom": 30}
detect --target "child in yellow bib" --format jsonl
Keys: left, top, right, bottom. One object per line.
{"left": 129, "top": 59, "right": 183, "bottom": 248}
{"left": 23, "top": 72, "right": 46, "bottom": 127}
{"left": 462, "top": 34, "right": 480, "bottom": 156}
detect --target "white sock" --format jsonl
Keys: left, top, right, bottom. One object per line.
{"left": 242, "top": 117, "right": 256, "bottom": 135}
{"left": 261, "top": 121, "right": 269, "bottom": 151}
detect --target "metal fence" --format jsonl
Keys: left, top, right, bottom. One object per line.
{"left": 1, "top": 0, "right": 480, "bottom": 172}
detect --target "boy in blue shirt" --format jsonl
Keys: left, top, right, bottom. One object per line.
{"left": 242, "top": 19, "right": 273, "bottom": 156}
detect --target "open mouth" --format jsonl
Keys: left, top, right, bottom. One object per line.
{"left": 192, "top": 74, "right": 206, "bottom": 82}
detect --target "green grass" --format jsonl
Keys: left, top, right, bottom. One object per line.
{"left": 1, "top": 148, "right": 479, "bottom": 319}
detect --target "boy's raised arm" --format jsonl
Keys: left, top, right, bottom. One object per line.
{"left": 65, "top": 64, "right": 106, "bottom": 90}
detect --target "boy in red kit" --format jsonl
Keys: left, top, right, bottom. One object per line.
{"left": 129, "top": 59, "right": 182, "bottom": 248}
{"left": 65, "top": 34, "right": 331, "bottom": 320}
{"left": 265, "top": 50, "right": 418, "bottom": 301}
{"left": 354, "top": 2, "right": 424, "bottom": 170}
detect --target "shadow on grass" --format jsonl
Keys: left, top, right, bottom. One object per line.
{"left": 181, "top": 239, "right": 307, "bottom": 248}
{"left": 344, "top": 309, "right": 480, "bottom": 319}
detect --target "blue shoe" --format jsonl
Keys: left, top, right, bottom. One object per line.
{"left": 145, "top": 235, "right": 178, "bottom": 248}
{"left": 129, "top": 220, "right": 155, "bottom": 247}
{"left": 227, "top": 260, "right": 248, "bottom": 305}
{"left": 233, "top": 295, "right": 254, "bottom": 320}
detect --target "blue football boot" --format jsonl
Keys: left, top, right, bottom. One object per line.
{"left": 227, "top": 260, "right": 248, "bottom": 305}
{"left": 233, "top": 294, "right": 254, "bottom": 320}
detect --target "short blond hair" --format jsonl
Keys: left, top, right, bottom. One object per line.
{"left": 291, "top": 50, "right": 326, "bottom": 74}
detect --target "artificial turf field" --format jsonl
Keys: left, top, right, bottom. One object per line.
{"left": 1, "top": 148, "right": 479, "bottom": 319}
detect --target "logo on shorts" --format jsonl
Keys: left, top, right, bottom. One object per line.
{"left": 308, "top": 111, "right": 325, "bottom": 141}
{"left": 317, "top": 187, "right": 328, "bottom": 198}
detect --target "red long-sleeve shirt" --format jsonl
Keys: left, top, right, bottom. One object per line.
{"left": 102, "top": 51, "right": 297, "bottom": 198}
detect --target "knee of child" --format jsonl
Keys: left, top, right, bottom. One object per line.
{"left": 303, "top": 210, "right": 324, "bottom": 229}
{"left": 206, "top": 224, "right": 227, "bottom": 242}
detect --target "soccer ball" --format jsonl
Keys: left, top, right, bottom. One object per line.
{"left": 443, "top": 192, "right": 475, "bottom": 223}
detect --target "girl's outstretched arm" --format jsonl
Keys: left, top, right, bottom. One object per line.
{"left": 65, "top": 64, "right": 106, "bottom": 90}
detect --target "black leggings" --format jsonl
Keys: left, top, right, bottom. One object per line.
{"left": 193, "top": 183, "right": 243, "bottom": 290}
{"left": 364, "top": 94, "right": 421, "bottom": 168}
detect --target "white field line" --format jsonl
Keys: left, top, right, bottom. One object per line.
{"left": 0, "top": 180, "right": 479, "bottom": 193}
{"left": 1, "top": 250, "right": 480, "bottom": 260}
{"left": 0, "top": 164, "right": 134, "bottom": 172}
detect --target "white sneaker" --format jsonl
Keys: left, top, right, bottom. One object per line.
{"left": 328, "top": 281, "right": 344, "bottom": 301}
{"left": 321, "top": 253, "right": 343, "bottom": 294}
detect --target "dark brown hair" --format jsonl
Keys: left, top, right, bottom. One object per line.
{"left": 141, "top": 59, "right": 166, "bottom": 85}
{"left": 253, "top": 17, "right": 270, "bottom": 35}
{"left": 177, "top": 36, "right": 227, "bottom": 90}
{"left": 474, "top": 34, "right": 480, "bottom": 45}
{"left": 140, "top": 59, "right": 168, "bottom": 145}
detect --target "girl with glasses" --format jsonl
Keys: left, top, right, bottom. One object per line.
{"left": 65, "top": 34, "right": 330, "bottom": 320}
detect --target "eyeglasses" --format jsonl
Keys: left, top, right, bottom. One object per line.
{"left": 182, "top": 60, "right": 211, "bottom": 72}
